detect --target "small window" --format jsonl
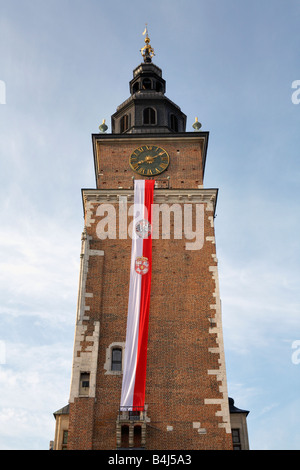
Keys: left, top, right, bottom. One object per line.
{"left": 111, "top": 348, "right": 122, "bottom": 371}
{"left": 105, "top": 342, "right": 125, "bottom": 375}
{"left": 143, "top": 107, "right": 156, "bottom": 125}
{"left": 63, "top": 430, "right": 68, "bottom": 445}
{"left": 142, "top": 78, "right": 152, "bottom": 90}
{"left": 120, "top": 114, "right": 129, "bottom": 133}
{"left": 156, "top": 81, "right": 163, "bottom": 92}
{"left": 170, "top": 114, "right": 178, "bottom": 132}
{"left": 133, "top": 82, "right": 139, "bottom": 93}
{"left": 232, "top": 428, "right": 242, "bottom": 450}
{"left": 79, "top": 372, "right": 90, "bottom": 395}
{"left": 62, "top": 430, "right": 68, "bottom": 450}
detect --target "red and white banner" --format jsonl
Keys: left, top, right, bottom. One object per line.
{"left": 120, "top": 179, "right": 155, "bottom": 411}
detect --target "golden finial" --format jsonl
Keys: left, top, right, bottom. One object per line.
{"left": 141, "top": 24, "right": 155, "bottom": 63}
{"left": 192, "top": 117, "right": 202, "bottom": 131}
{"left": 99, "top": 119, "right": 108, "bottom": 133}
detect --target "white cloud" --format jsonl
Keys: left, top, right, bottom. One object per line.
{"left": 0, "top": 206, "right": 80, "bottom": 316}
{"left": 0, "top": 340, "right": 73, "bottom": 449}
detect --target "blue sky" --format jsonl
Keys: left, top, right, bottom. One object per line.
{"left": 0, "top": 0, "right": 300, "bottom": 450}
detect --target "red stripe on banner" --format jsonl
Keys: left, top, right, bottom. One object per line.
{"left": 133, "top": 179, "right": 155, "bottom": 408}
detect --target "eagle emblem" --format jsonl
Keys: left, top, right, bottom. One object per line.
{"left": 135, "top": 219, "right": 152, "bottom": 239}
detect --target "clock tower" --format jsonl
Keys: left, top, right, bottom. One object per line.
{"left": 54, "top": 30, "right": 234, "bottom": 451}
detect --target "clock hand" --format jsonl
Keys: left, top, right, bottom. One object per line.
{"left": 149, "top": 152, "right": 166, "bottom": 159}
{"left": 137, "top": 156, "right": 154, "bottom": 164}
{"left": 146, "top": 153, "right": 165, "bottom": 160}
{"left": 137, "top": 152, "right": 166, "bottom": 164}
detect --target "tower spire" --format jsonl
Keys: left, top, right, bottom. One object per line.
{"left": 140, "top": 24, "right": 155, "bottom": 63}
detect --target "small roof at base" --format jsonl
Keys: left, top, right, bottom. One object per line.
{"left": 229, "top": 397, "right": 249, "bottom": 416}
{"left": 53, "top": 404, "right": 69, "bottom": 417}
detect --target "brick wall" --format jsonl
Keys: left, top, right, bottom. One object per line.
{"left": 93, "top": 134, "right": 208, "bottom": 190}
{"left": 68, "top": 399, "right": 95, "bottom": 450}
{"left": 67, "top": 133, "right": 232, "bottom": 450}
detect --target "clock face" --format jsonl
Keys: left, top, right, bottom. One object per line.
{"left": 129, "top": 145, "right": 170, "bottom": 176}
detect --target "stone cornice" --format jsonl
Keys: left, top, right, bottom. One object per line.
{"left": 92, "top": 131, "right": 209, "bottom": 144}
{"left": 81, "top": 187, "right": 218, "bottom": 215}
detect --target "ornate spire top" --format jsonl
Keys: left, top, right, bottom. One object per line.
{"left": 140, "top": 24, "right": 155, "bottom": 63}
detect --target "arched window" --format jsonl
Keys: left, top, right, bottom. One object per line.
{"left": 121, "top": 425, "right": 129, "bottom": 448}
{"left": 156, "top": 81, "right": 163, "bottom": 92}
{"left": 120, "top": 114, "right": 129, "bottom": 133}
{"left": 134, "top": 425, "right": 142, "bottom": 448}
{"left": 111, "top": 347, "right": 122, "bottom": 371}
{"left": 104, "top": 342, "right": 125, "bottom": 375}
{"left": 143, "top": 107, "right": 156, "bottom": 125}
{"left": 142, "top": 78, "right": 152, "bottom": 90}
{"left": 132, "top": 82, "right": 139, "bottom": 93}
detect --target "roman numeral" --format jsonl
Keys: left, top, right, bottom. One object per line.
{"left": 159, "top": 162, "right": 168, "bottom": 169}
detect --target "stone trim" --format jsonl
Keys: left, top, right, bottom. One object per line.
{"left": 206, "top": 263, "right": 231, "bottom": 434}
{"left": 69, "top": 320, "right": 100, "bottom": 403}
{"left": 75, "top": 228, "right": 104, "bottom": 322}
{"left": 82, "top": 188, "right": 218, "bottom": 215}
{"left": 104, "top": 342, "right": 126, "bottom": 375}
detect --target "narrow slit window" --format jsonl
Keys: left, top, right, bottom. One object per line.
{"left": 170, "top": 114, "right": 178, "bottom": 132}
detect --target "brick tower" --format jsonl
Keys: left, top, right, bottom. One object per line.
{"left": 54, "top": 31, "right": 233, "bottom": 451}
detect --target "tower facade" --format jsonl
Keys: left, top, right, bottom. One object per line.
{"left": 57, "top": 32, "right": 233, "bottom": 451}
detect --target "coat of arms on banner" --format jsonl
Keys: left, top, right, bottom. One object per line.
{"left": 135, "top": 219, "right": 152, "bottom": 239}
{"left": 135, "top": 256, "right": 149, "bottom": 275}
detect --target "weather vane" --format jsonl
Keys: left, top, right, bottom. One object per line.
{"left": 140, "top": 23, "right": 155, "bottom": 63}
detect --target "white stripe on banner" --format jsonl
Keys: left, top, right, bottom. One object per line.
{"left": 120, "top": 179, "right": 154, "bottom": 411}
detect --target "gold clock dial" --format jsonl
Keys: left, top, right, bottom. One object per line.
{"left": 129, "top": 145, "right": 170, "bottom": 176}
